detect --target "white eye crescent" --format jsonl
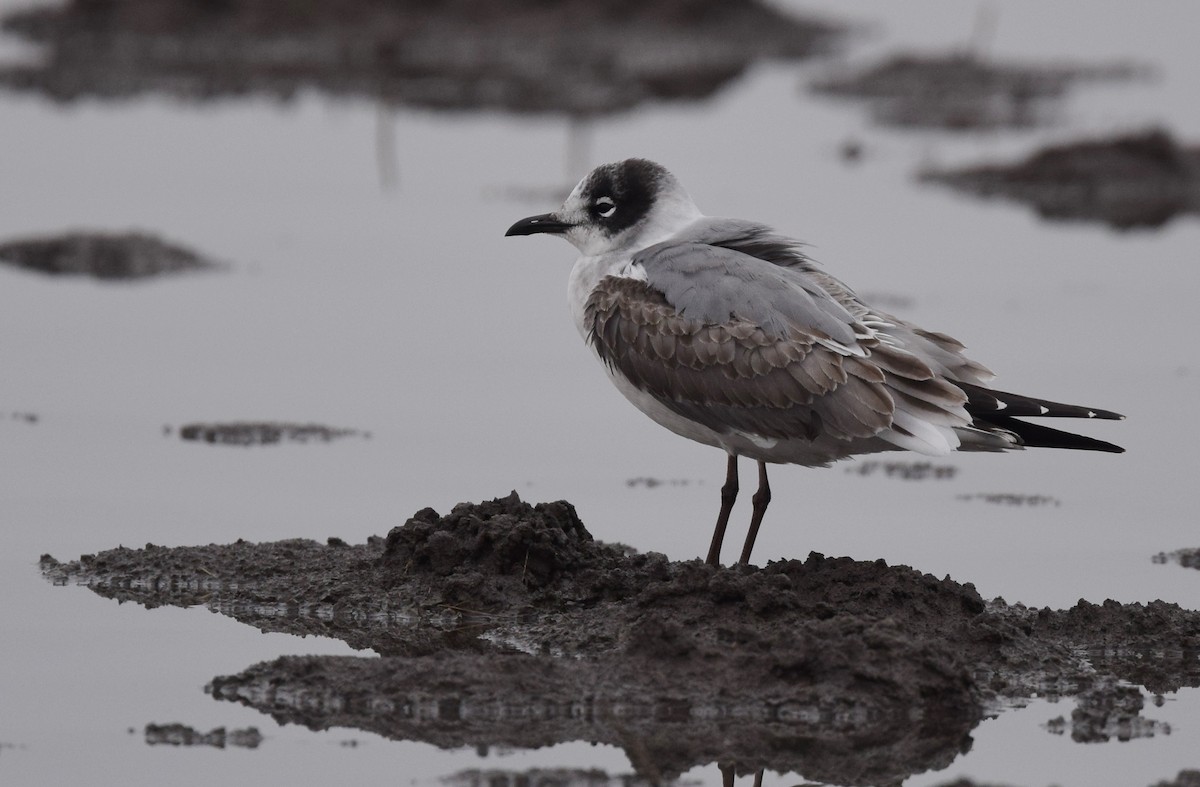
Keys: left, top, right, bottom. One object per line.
{"left": 596, "top": 196, "right": 616, "bottom": 218}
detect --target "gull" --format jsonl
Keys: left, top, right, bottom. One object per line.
{"left": 506, "top": 158, "right": 1124, "bottom": 567}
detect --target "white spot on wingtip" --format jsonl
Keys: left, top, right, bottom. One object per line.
{"left": 995, "top": 401, "right": 1007, "bottom": 410}
{"left": 1088, "top": 410, "right": 1096, "bottom": 418}
{"left": 1039, "top": 406, "right": 1049, "bottom": 414}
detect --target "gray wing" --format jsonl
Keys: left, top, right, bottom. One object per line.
{"left": 632, "top": 239, "right": 862, "bottom": 347}
{"left": 585, "top": 241, "right": 974, "bottom": 449}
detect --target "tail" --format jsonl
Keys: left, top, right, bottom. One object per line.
{"left": 957, "top": 382, "right": 1125, "bottom": 453}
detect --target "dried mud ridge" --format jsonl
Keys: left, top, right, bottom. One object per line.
{"left": 41, "top": 493, "right": 1200, "bottom": 785}
{"left": 0, "top": 0, "right": 841, "bottom": 115}
{"left": 0, "top": 231, "right": 220, "bottom": 280}
{"left": 921, "top": 129, "right": 1200, "bottom": 230}
{"left": 811, "top": 51, "right": 1143, "bottom": 131}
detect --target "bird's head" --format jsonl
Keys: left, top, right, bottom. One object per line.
{"left": 505, "top": 158, "right": 702, "bottom": 256}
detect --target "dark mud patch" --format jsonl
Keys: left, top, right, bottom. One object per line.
{"left": 956, "top": 493, "right": 1060, "bottom": 507}
{"left": 174, "top": 422, "right": 368, "bottom": 446}
{"left": 625, "top": 476, "right": 698, "bottom": 488}
{"left": 144, "top": 723, "right": 263, "bottom": 749}
{"left": 811, "top": 52, "right": 1143, "bottom": 131}
{"left": 4, "top": 411, "right": 38, "bottom": 424}
{"left": 42, "top": 493, "right": 1200, "bottom": 784}
{"left": 846, "top": 460, "right": 958, "bottom": 481}
{"left": 0, "top": 0, "right": 842, "bottom": 115}
{"left": 920, "top": 129, "right": 1200, "bottom": 229}
{"left": 0, "top": 231, "right": 221, "bottom": 280}
{"left": 1153, "top": 548, "right": 1200, "bottom": 571}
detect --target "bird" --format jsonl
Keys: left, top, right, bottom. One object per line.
{"left": 505, "top": 158, "right": 1123, "bottom": 567}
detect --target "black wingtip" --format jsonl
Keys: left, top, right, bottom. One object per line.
{"left": 958, "top": 382, "right": 1125, "bottom": 421}
{"left": 985, "top": 415, "right": 1125, "bottom": 453}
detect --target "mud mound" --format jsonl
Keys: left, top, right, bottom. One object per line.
{"left": 41, "top": 492, "right": 1200, "bottom": 783}
{"left": 0, "top": 231, "right": 220, "bottom": 279}
{"left": 812, "top": 52, "right": 1142, "bottom": 131}
{"left": 0, "top": 0, "right": 841, "bottom": 114}
{"left": 920, "top": 129, "right": 1200, "bottom": 229}
{"left": 176, "top": 422, "right": 368, "bottom": 446}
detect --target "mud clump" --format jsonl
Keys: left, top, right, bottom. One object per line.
{"left": 1154, "top": 548, "right": 1200, "bottom": 570}
{"left": 920, "top": 129, "right": 1200, "bottom": 230}
{"left": 176, "top": 422, "right": 368, "bottom": 446}
{"left": 0, "top": 231, "right": 220, "bottom": 279}
{"left": 144, "top": 723, "right": 263, "bottom": 749}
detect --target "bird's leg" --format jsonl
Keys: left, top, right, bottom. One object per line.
{"left": 739, "top": 461, "right": 771, "bottom": 565}
{"left": 706, "top": 454, "right": 739, "bottom": 567}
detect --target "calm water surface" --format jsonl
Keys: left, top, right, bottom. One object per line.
{"left": 2, "top": 1, "right": 1199, "bottom": 784}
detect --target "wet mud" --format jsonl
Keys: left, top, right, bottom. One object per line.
{"left": 920, "top": 129, "right": 1200, "bottom": 230}
{"left": 0, "top": 231, "right": 220, "bottom": 280}
{"left": 811, "top": 52, "right": 1142, "bottom": 131}
{"left": 0, "top": 0, "right": 841, "bottom": 115}
{"left": 144, "top": 723, "right": 263, "bottom": 749}
{"left": 41, "top": 493, "right": 1200, "bottom": 784}
{"left": 174, "top": 422, "right": 368, "bottom": 446}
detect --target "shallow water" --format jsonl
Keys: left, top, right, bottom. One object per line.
{"left": 2, "top": 1, "right": 1199, "bottom": 785}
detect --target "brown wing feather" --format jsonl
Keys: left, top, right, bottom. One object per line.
{"left": 584, "top": 276, "right": 905, "bottom": 442}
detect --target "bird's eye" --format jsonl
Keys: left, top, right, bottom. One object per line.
{"left": 595, "top": 196, "right": 616, "bottom": 218}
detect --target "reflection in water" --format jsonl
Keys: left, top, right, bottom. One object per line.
{"left": 207, "top": 650, "right": 975, "bottom": 786}
{"left": 1043, "top": 678, "right": 1169, "bottom": 744}
{"left": 40, "top": 494, "right": 1200, "bottom": 784}
{"left": 920, "top": 129, "right": 1200, "bottom": 230}
{"left": 811, "top": 52, "right": 1144, "bottom": 131}
{"left": 444, "top": 767, "right": 699, "bottom": 787}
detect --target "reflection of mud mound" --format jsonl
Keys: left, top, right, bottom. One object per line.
{"left": 0, "top": 0, "right": 842, "bottom": 114}
{"left": 0, "top": 231, "right": 219, "bottom": 279}
{"left": 1050, "top": 678, "right": 1169, "bottom": 743}
{"left": 920, "top": 130, "right": 1200, "bottom": 229}
{"left": 812, "top": 52, "right": 1142, "bottom": 131}
{"left": 144, "top": 723, "right": 263, "bottom": 749}
{"left": 444, "top": 768, "right": 691, "bottom": 787}
{"left": 176, "top": 422, "right": 368, "bottom": 446}
{"left": 208, "top": 650, "right": 975, "bottom": 786}
{"left": 42, "top": 493, "right": 1200, "bottom": 783}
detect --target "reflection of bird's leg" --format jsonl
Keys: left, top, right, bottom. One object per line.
{"left": 739, "top": 461, "right": 771, "bottom": 565}
{"left": 706, "top": 455, "right": 739, "bottom": 567}
{"left": 753, "top": 767, "right": 764, "bottom": 787}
